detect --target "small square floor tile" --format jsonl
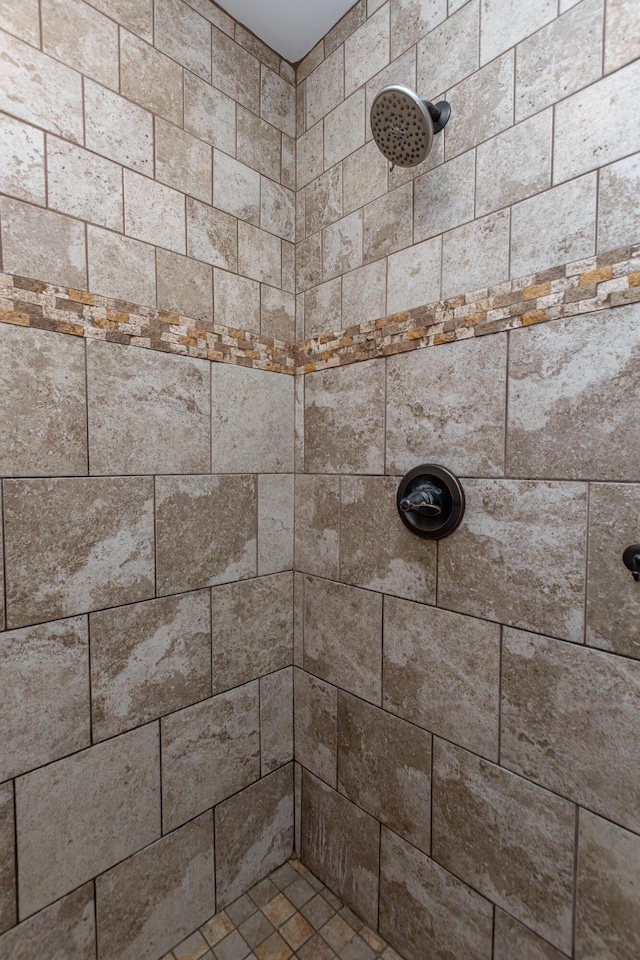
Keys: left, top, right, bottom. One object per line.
{"left": 280, "top": 912, "right": 315, "bottom": 949}
{"left": 174, "top": 930, "right": 212, "bottom": 959}
{"left": 239, "top": 912, "right": 276, "bottom": 949}
{"left": 360, "top": 929, "right": 384, "bottom": 952}
{"left": 227, "top": 894, "right": 258, "bottom": 926}
{"left": 305, "top": 873, "right": 324, "bottom": 892}
{"left": 254, "top": 931, "right": 293, "bottom": 960}
{"left": 301, "top": 895, "right": 335, "bottom": 930}
{"left": 291, "top": 859, "right": 307, "bottom": 874}
{"left": 262, "top": 893, "right": 296, "bottom": 928}
{"left": 380, "top": 949, "right": 403, "bottom": 960}
{"left": 287, "top": 876, "right": 316, "bottom": 908}
{"left": 339, "top": 936, "right": 376, "bottom": 960}
{"left": 339, "top": 907, "right": 363, "bottom": 933}
{"left": 320, "top": 915, "right": 356, "bottom": 952}
{"left": 249, "top": 879, "right": 280, "bottom": 909}
{"left": 270, "top": 863, "right": 299, "bottom": 889}
{"left": 214, "top": 930, "right": 251, "bottom": 960}
{"left": 297, "top": 934, "right": 337, "bottom": 960}
{"left": 321, "top": 890, "right": 342, "bottom": 911}
{"left": 202, "top": 914, "right": 236, "bottom": 948}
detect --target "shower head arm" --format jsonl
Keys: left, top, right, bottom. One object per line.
{"left": 423, "top": 100, "right": 451, "bottom": 135}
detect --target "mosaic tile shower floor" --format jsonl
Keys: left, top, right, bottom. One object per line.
{"left": 163, "top": 859, "right": 403, "bottom": 960}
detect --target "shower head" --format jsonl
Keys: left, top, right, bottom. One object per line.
{"left": 370, "top": 85, "right": 451, "bottom": 168}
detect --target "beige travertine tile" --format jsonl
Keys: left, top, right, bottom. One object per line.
{"left": 575, "top": 810, "right": 640, "bottom": 960}
{"left": 297, "top": 122, "right": 324, "bottom": 190}
{"left": 89, "top": 0, "right": 152, "bottom": 40}
{"left": 211, "top": 365, "right": 294, "bottom": 472}
{"left": 4, "top": 476, "right": 154, "bottom": 628}
{"left": 87, "top": 225, "right": 156, "bottom": 305}
{"left": 96, "top": 812, "right": 215, "bottom": 960}
{"left": 605, "top": 0, "right": 640, "bottom": 73}
{"left": 324, "top": 89, "right": 365, "bottom": 169}
{"left": 306, "top": 46, "right": 344, "bottom": 128}
{"left": 185, "top": 72, "right": 236, "bottom": 157}
{"left": 42, "top": 0, "right": 118, "bottom": 90}
{"left": 386, "top": 237, "right": 441, "bottom": 314}
{"left": 124, "top": 169, "right": 186, "bottom": 254}
{"left": 386, "top": 333, "right": 506, "bottom": 476}
{"left": 507, "top": 306, "right": 640, "bottom": 481}
{"left": 587, "top": 484, "right": 640, "bottom": 660}
{"left": 237, "top": 107, "right": 281, "bottom": 181}
{"left": 476, "top": 109, "right": 552, "bottom": 217}
{"left": 301, "top": 771, "right": 379, "bottom": 927}
{"left": 47, "top": 137, "right": 124, "bottom": 232}
{"left": 379, "top": 827, "right": 493, "bottom": 960}
{"left": 236, "top": 22, "right": 281, "bottom": 72}
{"left": 341, "top": 259, "right": 386, "bottom": 328}
{"left": 87, "top": 339, "right": 210, "bottom": 475}
{"left": 0, "top": 0, "right": 40, "bottom": 44}
{"left": 0, "top": 883, "right": 94, "bottom": 958}
{"left": 211, "top": 574, "right": 293, "bottom": 694}
{"left": 258, "top": 474, "right": 294, "bottom": 576}
{"left": 0, "top": 782, "right": 15, "bottom": 935}
{"left": 162, "top": 683, "right": 260, "bottom": 831}
{"left": 341, "top": 476, "right": 437, "bottom": 604}
{"left": 303, "top": 576, "right": 382, "bottom": 705}
{"left": 156, "top": 475, "right": 257, "bottom": 595}
{"left": 338, "top": 692, "right": 432, "bottom": 854}
{"left": 261, "top": 179, "right": 295, "bottom": 243}
{"left": 325, "top": 0, "right": 365, "bottom": 54}
{"left": 282, "top": 240, "right": 295, "bottom": 294}
{"left": 384, "top": 597, "right": 501, "bottom": 760}
{"left": 238, "top": 222, "right": 282, "bottom": 287}
{"left": 294, "top": 475, "right": 340, "bottom": 580}
{"left": 261, "top": 66, "right": 295, "bottom": 139}
{"left": 364, "top": 46, "right": 417, "bottom": 135}
{"left": 84, "top": 80, "right": 153, "bottom": 175}
{"left": 90, "top": 591, "right": 211, "bottom": 741}
{"left": 304, "top": 360, "right": 385, "bottom": 473}
{"left": 342, "top": 140, "right": 388, "bottom": 216}
{"left": 260, "top": 668, "right": 294, "bottom": 775}
{"left": 155, "top": 0, "right": 211, "bottom": 80}
{"left": 294, "top": 669, "right": 338, "bottom": 787}
{"left": 187, "top": 198, "right": 238, "bottom": 271}
{"left": 296, "top": 233, "right": 323, "bottom": 293}
{"left": 414, "top": 150, "right": 475, "bottom": 242}
{"left": 297, "top": 40, "right": 324, "bottom": 83}
{"left": 390, "top": 0, "right": 446, "bottom": 59}
{"left": 214, "top": 270, "right": 260, "bottom": 333}
{"left": 345, "top": 5, "right": 390, "bottom": 97}
{"left": 294, "top": 377, "right": 304, "bottom": 474}
{"left": 515, "top": 0, "right": 603, "bottom": 122}
{"left": 0, "top": 616, "right": 89, "bottom": 781}
{"left": 0, "top": 489, "right": 3, "bottom": 632}
{"left": 363, "top": 184, "right": 413, "bottom": 263}
{"left": 1, "top": 197, "right": 86, "bottom": 289}
{"left": 0, "top": 323, "right": 87, "bottom": 477}
{"left": 494, "top": 909, "right": 568, "bottom": 960}
{"left": 501, "top": 628, "right": 640, "bottom": 832}
{"left": 211, "top": 26, "right": 260, "bottom": 113}
{"left": 598, "top": 153, "right": 640, "bottom": 251}
{"left": 156, "top": 248, "right": 213, "bottom": 320}
{"left": 17, "top": 724, "right": 160, "bottom": 917}
{"left": 480, "top": 0, "right": 556, "bottom": 64}
{"left": 304, "top": 279, "right": 342, "bottom": 338}
{"left": 416, "top": 0, "right": 479, "bottom": 97}
{"left": 214, "top": 151, "right": 261, "bottom": 225}
{"left": 432, "top": 738, "right": 575, "bottom": 952}
{"left": 261, "top": 287, "right": 296, "bottom": 340}
{"left": 445, "top": 51, "right": 514, "bottom": 160}
{"left": 442, "top": 207, "right": 510, "bottom": 297}
{"left": 438, "top": 479, "right": 587, "bottom": 641}
{"left": 0, "top": 31, "right": 83, "bottom": 143}
{"left": 216, "top": 765, "right": 294, "bottom": 908}
{"left": 156, "top": 119, "right": 212, "bottom": 204}
{"left": 120, "top": 29, "right": 183, "bottom": 126}
{"left": 323, "top": 211, "right": 362, "bottom": 281}
{"left": 0, "top": 113, "right": 45, "bottom": 206}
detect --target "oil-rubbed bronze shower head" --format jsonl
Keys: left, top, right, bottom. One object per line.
{"left": 370, "top": 84, "right": 451, "bottom": 168}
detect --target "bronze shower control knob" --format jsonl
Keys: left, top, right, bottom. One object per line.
{"left": 397, "top": 465, "right": 465, "bottom": 539}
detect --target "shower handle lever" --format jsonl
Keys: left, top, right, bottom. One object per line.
{"left": 399, "top": 483, "right": 443, "bottom": 518}
{"left": 623, "top": 545, "right": 640, "bottom": 582}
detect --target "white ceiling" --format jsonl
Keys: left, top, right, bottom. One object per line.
{"left": 215, "top": 0, "right": 356, "bottom": 63}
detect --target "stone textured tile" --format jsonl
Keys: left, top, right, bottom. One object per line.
{"left": 438, "top": 479, "right": 587, "bottom": 642}
{"left": 323, "top": 211, "right": 362, "bottom": 281}
{"left": 261, "top": 287, "right": 296, "bottom": 340}
{"left": 185, "top": 72, "right": 236, "bottom": 157}
{"left": 87, "top": 339, "right": 210, "bottom": 475}
{"left": 341, "top": 476, "right": 437, "bottom": 604}
{"left": 90, "top": 591, "right": 211, "bottom": 742}
{"left": 476, "top": 109, "right": 552, "bottom": 216}
{"left": 121, "top": 29, "right": 183, "bottom": 125}
{"left": 17, "top": 724, "right": 160, "bottom": 917}
{"left": 481, "top": 0, "right": 556, "bottom": 64}
{"left": 301, "top": 771, "right": 379, "bottom": 928}
{"left": 162, "top": 683, "right": 260, "bottom": 831}
{"left": 324, "top": 89, "right": 365, "bottom": 169}
{"left": 157, "top": 119, "right": 212, "bottom": 204}
{"left": 414, "top": 150, "right": 475, "bottom": 242}
{"left": 296, "top": 234, "right": 323, "bottom": 293}
{"left": 587, "top": 484, "right": 640, "bottom": 660}
{"left": 239, "top": 222, "right": 282, "bottom": 287}
{"left": 96, "top": 812, "right": 215, "bottom": 960}
{"left": 0, "top": 113, "right": 45, "bottom": 206}
{"left": 306, "top": 46, "right": 344, "bottom": 128}
{"left": 297, "top": 122, "right": 324, "bottom": 190}
{"left": 494, "top": 909, "right": 568, "bottom": 960}
{"left": 303, "top": 576, "right": 382, "bottom": 705}
{"left": 0, "top": 0, "right": 40, "bottom": 44}
{"left": 441, "top": 208, "right": 510, "bottom": 298}
{"left": 211, "top": 574, "right": 293, "bottom": 694}
{"left": 305, "top": 360, "right": 385, "bottom": 474}
{"left": 174, "top": 930, "right": 211, "bottom": 959}
{"left": 87, "top": 226, "right": 156, "bottom": 305}
{"left": 379, "top": 827, "right": 493, "bottom": 960}
{"left": 214, "top": 151, "right": 260, "bottom": 226}
{"left": 282, "top": 240, "right": 295, "bottom": 293}
{"left": 386, "top": 333, "right": 507, "bottom": 476}
{"left": 342, "top": 260, "right": 387, "bottom": 328}
{"left": 188, "top": 198, "right": 238, "bottom": 271}
{"left": 384, "top": 597, "right": 501, "bottom": 760}
{"left": 85, "top": 80, "right": 153, "bottom": 175}
{"left": 156, "top": 475, "right": 256, "bottom": 595}
{"left": 124, "top": 169, "right": 186, "bottom": 254}
{"left": 0, "top": 616, "right": 89, "bottom": 781}
{"left": 214, "top": 270, "right": 260, "bottom": 333}
{"left": 338, "top": 692, "right": 432, "bottom": 854}
{"left": 211, "top": 365, "right": 293, "bottom": 472}
{"left": 216, "top": 765, "right": 294, "bottom": 908}
{"left": 554, "top": 59, "right": 640, "bottom": 183}
{"left": 294, "top": 669, "right": 338, "bottom": 787}
{"left": 417, "top": 0, "right": 479, "bottom": 98}
{"left": 261, "top": 66, "right": 295, "bottom": 139}
{"left": 261, "top": 179, "right": 295, "bottom": 243}
{"left": 294, "top": 377, "right": 305, "bottom": 473}
{"left": 364, "top": 46, "right": 417, "bottom": 132}
{"left": 211, "top": 26, "right": 260, "bottom": 113}
{"left": 155, "top": 0, "right": 211, "bottom": 80}
{"left": 0, "top": 323, "right": 87, "bottom": 477}
{"left": 237, "top": 107, "right": 281, "bottom": 181}
{"left": 345, "top": 5, "right": 390, "bottom": 97}
{"left": 156, "top": 248, "right": 213, "bottom": 319}
{"left": 342, "top": 140, "right": 388, "bottom": 216}
{"left": 42, "top": 0, "right": 118, "bottom": 89}
{"left": 598, "top": 153, "right": 640, "bottom": 251}
{"left": 386, "top": 237, "right": 442, "bottom": 314}
{"left": 432, "top": 739, "right": 575, "bottom": 952}
{"left": 0, "top": 883, "right": 94, "bottom": 959}
{"left": 0, "top": 30, "right": 83, "bottom": 143}
{"left": 575, "top": 811, "right": 640, "bottom": 960}
{"left": 507, "top": 305, "right": 640, "bottom": 481}
{"left": 294, "top": 475, "right": 340, "bottom": 580}
{"left": 390, "top": 0, "right": 446, "bottom": 60}
{"left": 502, "top": 628, "right": 640, "bottom": 833}
{"left": 1, "top": 197, "right": 86, "bottom": 289}
{"left": 515, "top": 0, "right": 603, "bottom": 122}
{"left": 47, "top": 137, "right": 123, "bottom": 232}
{"left": 0, "top": 489, "right": 3, "bottom": 630}
{"left": 445, "top": 51, "right": 514, "bottom": 160}
{"left": 90, "top": 0, "right": 152, "bottom": 40}
{"left": 0, "top": 781, "right": 15, "bottom": 935}
{"left": 258, "top": 474, "right": 294, "bottom": 576}
{"left": 605, "top": 0, "right": 640, "bottom": 74}
{"left": 325, "top": 0, "right": 366, "bottom": 55}
{"left": 363, "top": 184, "right": 413, "bottom": 263}
{"left": 304, "top": 279, "right": 342, "bottom": 339}
{"left": 260, "top": 668, "right": 294, "bottom": 775}
{"left": 4, "top": 476, "right": 154, "bottom": 628}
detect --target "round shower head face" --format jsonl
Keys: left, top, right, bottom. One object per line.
{"left": 370, "top": 84, "right": 434, "bottom": 168}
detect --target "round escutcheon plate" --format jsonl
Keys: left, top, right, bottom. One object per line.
{"left": 397, "top": 464, "right": 465, "bottom": 539}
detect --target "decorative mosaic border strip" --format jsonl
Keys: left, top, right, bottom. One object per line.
{"left": 296, "top": 244, "right": 640, "bottom": 375}
{"left": 0, "top": 273, "right": 296, "bottom": 374}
